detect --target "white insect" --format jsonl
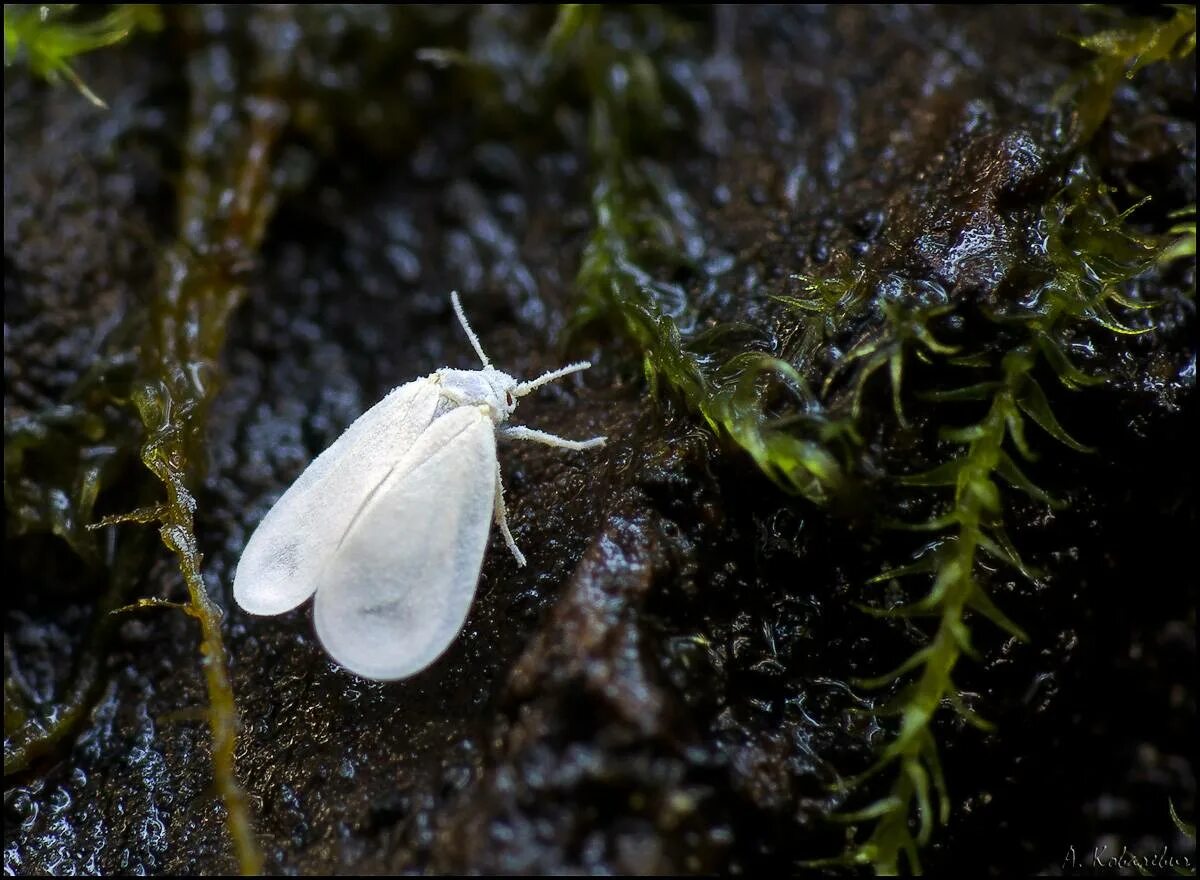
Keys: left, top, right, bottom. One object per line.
{"left": 233, "top": 291, "right": 605, "bottom": 681}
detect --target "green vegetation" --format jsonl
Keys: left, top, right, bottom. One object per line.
{"left": 546, "top": 4, "right": 1194, "bottom": 875}
{"left": 4, "top": 7, "right": 166, "bottom": 786}
{"left": 5, "top": 6, "right": 288, "bottom": 873}
{"left": 829, "top": 167, "right": 1168, "bottom": 873}
{"left": 1058, "top": 4, "right": 1195, "bottom": 149}
{"left": 1161, "top": 205, "right": 1197, "bottom": 269}
{"left": 80, "top": 11, "right": 302, "bottom": 870}
{"left": 3, "top": 4, "right": 161, "bottom": 107}
{"left": 3, "top": 4, "right": 1193, "bottom": 875}
{"left": 549, "top": 6, "right": 847, "bottom": 505}
{"left": 576, "top": 168, "right": 847, "bottom": 503}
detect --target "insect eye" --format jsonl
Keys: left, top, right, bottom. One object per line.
{"left": 506, "top": 392, "right": 514, "bottom": 407}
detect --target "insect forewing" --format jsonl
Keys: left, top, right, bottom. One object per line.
{"left": 233, "top": 379, "right": 442, "bottom": 616}
{"left": 313, "top": 405, "right": 497, "bottom": 680}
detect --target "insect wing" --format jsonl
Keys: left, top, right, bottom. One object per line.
{"left": 313, "top": 406, "right": 497, "bottom": 680}
{"left": 233, "top": 379, "right": 442, "bottom": 616}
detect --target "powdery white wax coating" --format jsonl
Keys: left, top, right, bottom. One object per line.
{"left": 313, "top": 405, "right": 497, "bottom": 680}
{"left": 232, "top": 379, "right": 442, "bottom": 616}
{"left": 436, "top": 367, "right": 519, "bottom": 419}
{"left": 232, "top": 290, "right": 606, "bottom": 682}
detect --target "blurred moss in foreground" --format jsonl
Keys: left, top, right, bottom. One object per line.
{"left": 3, "top": 4, "right": 162, "bottom": 107}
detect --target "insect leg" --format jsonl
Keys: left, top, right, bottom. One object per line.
{"left": 494, "top": 462, "right": 526, "bottom": 567}
{"left": 500, "top": 425, "right": 606, "bottom": 451}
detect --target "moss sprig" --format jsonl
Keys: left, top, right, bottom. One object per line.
{"left": 777, "top": 273, "right": 962, "bottom": 431}
{"left": 1056, "top": 5, "right": 1196, "bottom": 150}
{"left": 3, "top": 4, "right": 162, "bottom": 107}
{"left": 1161, "top": 205, "right": 1197, "bottom": 272}
{"left": 820, "top": 160, "right": 1175, "bottom": 873}
{"left": 578, "top": 165, "right": 846, "bottom": 502}
{"left": 786, "top": 7, "right": 1200, "bottom": 868}
{"left": 80, "top": 8, "right": 304, "bottom": 872}
{"left": 4, "top": 3, "right": 164, "bottom": 782}
{"left": 551, "top": 6, "right": 848, "bottom": 504}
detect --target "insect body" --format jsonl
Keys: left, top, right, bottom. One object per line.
{"left": 233, "top": 292, "right": 605, "bottom": 681}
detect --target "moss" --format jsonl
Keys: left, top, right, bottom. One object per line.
{"left": 1164, "top": 801, "right": 1197, "bottom": 876}
{"left": 5, "top": 524, "right": 153, "bottom": 774}
{"left": 3, "top": 4, "right": 162, "bottom": 107}
{"left": 1161, "top": 205, "right": 1197, "bottom": 270}
{"left": 4, "top": 397, "right": 128, "bottom": 566}
{"left": 83, "top": 8, "right": 310, "bottom": 871}
{"left": 4, "top": 16, "right": 156, "bottom": 779}
{"left": 2, "top": 4, "right": 159, "bottom": 566}
{"left": 782, "top": 151, "right": 1170, "bottom": 874}
{"left": 546, "top": 4, "right": 1193, "bottom": 874}
{"left": 815, "top": 35, "right": 1194, "bottom": 880}
{"left": 1056, "top": 5, "right": 1196, "bottom": 150}
{"left": 415, "top": 5, "right": 849, "bottom": 499}
{"left": 5, "top": 6, "right": 295, "bottom": 873}
{"left": 8, "top": 7, "right": 464, "bottom": 870}
{"left": 576, "top": 171, "right": 847, "bottom": 504}
{"left": 547, "top": 7, "right": 848, "bottom": 505}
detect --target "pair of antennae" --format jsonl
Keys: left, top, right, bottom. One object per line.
{"left": 450, "top": 291, "right": 591, "bottom": 396}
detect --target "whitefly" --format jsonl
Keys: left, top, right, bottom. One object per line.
{"left": 233, "top": 291, "right": 605, "bottom": 680}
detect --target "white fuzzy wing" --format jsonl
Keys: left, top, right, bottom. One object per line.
{"left": 313, "top": 405, "right": 497, "bottom": 680}
{"left": 233, "top": 378, "right": 442, "bottom": 616}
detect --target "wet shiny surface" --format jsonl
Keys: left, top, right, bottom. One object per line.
{"left": 4, "top": 6, "right": 1194, "bottom": 874}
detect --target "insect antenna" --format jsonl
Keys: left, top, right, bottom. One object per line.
{"left": 514, "top": 361, "right": 592, "bottom": 396}
{"left": 450, "top": 290, "right": 491, "bottom": 368}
